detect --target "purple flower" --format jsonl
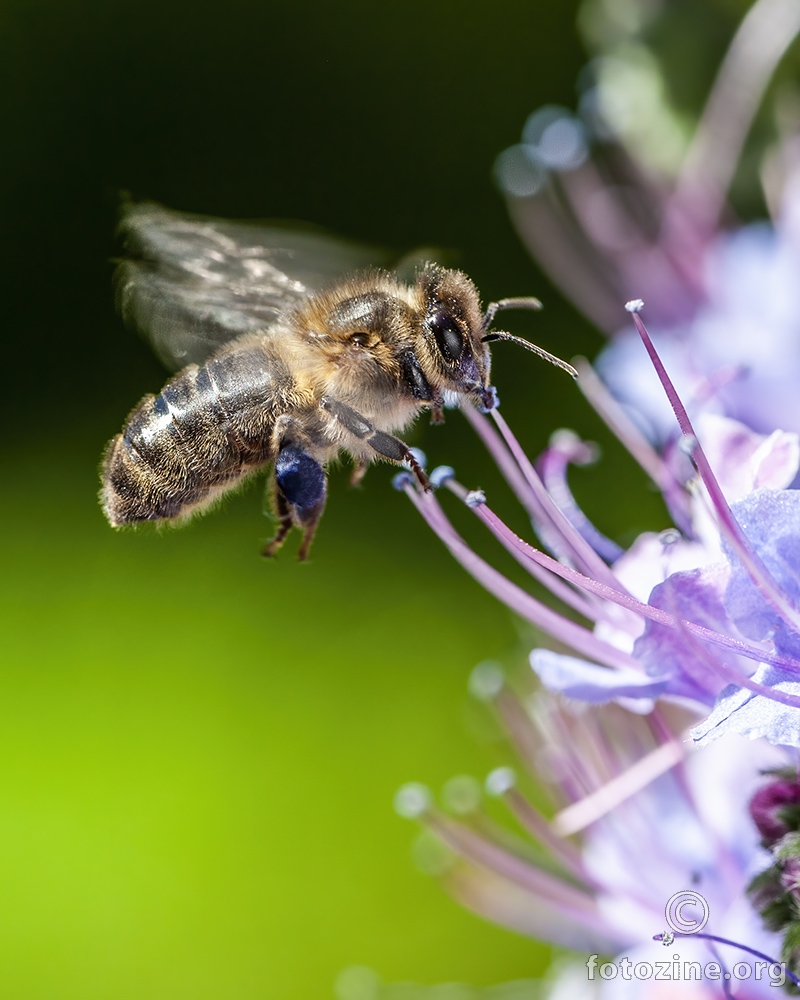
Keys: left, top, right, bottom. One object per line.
{"left": 481, "top": 0, "right": 800, "bottom": 749}
{"left": 396, "top": 676, "right": 789, "bottom": 997}
{"left": 394, "top": 305, "right": 800, "bottom": 746}
{"left": 386, "top": 4, "right": 800, "bottom": 994}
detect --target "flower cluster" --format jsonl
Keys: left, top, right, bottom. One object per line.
{"left": 387, "top": 1, "right": 800, "bottom": 994}
{"left": 748, "top": 770, "right": 800, "bottom": 977}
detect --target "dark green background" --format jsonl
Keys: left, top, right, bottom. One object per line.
{"left": 0, "top": 1, "right": 671, "bottom": 997}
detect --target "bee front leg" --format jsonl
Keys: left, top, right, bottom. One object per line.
{"left": 263, "top": 442, "right": 328, "bottom": 561}
{"left": 430, "top": 389, "right": 445, "bottom": 426}
{"left": 319, "top": 396, "right": 431, "bottom": 491}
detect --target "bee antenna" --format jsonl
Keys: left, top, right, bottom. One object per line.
{"left": 481, "top": 331, "right": 578, "bottom": 379}
{"left": 481, "top": 296, "right": 543, "bottom": 333}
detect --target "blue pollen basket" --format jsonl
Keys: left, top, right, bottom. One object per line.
{"left": 275, "top": 445, "right": 327, "bottom": 514}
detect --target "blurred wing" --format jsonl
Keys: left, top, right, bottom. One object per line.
{"left": 115, "top": 202, "right": 392, "bottom": 369}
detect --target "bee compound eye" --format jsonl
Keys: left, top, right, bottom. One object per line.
{"left": 350, "top": 332, "right": 370, "bottom": 347}
{"left": 429, "top": 311, "right": 464, "bottom": 363}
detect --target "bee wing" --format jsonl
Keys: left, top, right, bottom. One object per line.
{"left": 115, "top": 202, "right": 392, "bottom": 369}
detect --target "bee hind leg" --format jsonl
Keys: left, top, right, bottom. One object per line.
{"left": 263, "top": 488, "right": 294, "bottom": 558}
{"left": 296, "top": 514, "right": 323, "bottom": 562}
{"left": 263, "top": 443, "right": 328, "bottom": 561}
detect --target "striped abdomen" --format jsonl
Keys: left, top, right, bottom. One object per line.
{"left": 102, "top": 339, "right": 293, "bottom": 525}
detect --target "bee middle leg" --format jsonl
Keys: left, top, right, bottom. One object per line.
{"left": 263, "top": 443, "right": 328, "bottom": 561}
{"left": 320, "top": 396, "right": 430, "bottom": 490}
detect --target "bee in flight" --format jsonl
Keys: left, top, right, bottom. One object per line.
{"left": 101, "top": 203, "right": 576, "bottom": 559}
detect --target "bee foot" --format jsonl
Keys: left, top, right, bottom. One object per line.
{"left": 262, "top": 535, "right": 288, "bottom": 558}
{"left": 350, "top": 461, "right": 369, "bottom": 487}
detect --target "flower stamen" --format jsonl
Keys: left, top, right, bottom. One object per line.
{"left": 552, "top": 737, "right": 687, "bottom": 836}
{"left": 629, "top": 304, "right": 800, "bottom": 639}
{"left": 455, "top": 486, "right": 800, "bottom": 681}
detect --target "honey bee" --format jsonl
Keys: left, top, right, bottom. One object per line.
{"left": 101, "top": 202, "right": 575, "bottom": 559}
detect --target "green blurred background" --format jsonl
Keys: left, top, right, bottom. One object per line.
{"left": 0, "top": 0, "right": 741, "bottom": 996}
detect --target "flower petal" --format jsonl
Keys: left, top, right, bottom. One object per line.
{"left": 695, "top": 413, "right": 799, "bottom": 502}
{"left": 633, "top": 561, "right": 750, "bottom": 704}
{"left": 692, "top": 665, "right": 800, "bottom": 747}
{"left": 724, "top": 489, "right": 800, "bottom": 659}
{"left": 531, "top": 649, "right": 668, "bottom": 703}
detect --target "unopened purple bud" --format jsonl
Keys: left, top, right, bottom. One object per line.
{"left": 750, "top": 780, "right": 800, "bottom": 844}
{"left": 781, "top": 855, "right": 800, "bottom": 898}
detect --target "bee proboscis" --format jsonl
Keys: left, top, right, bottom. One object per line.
{"left": 101, "top": 203, "right": 575, "bottom": 559}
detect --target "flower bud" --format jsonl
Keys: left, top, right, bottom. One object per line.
{"left": 750, "top": 779, "right": 800, "bottom": 845}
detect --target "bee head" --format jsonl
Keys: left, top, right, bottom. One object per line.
{"left": 416, "top": 264, "right": 497, "bottom": 412}
{"left": 306, "top": 273, "right": 497, "bottom": 411}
